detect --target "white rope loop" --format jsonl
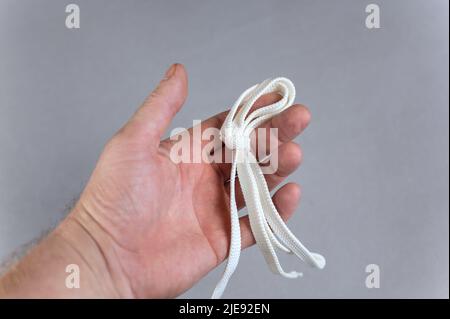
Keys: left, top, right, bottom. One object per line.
{"left": 212, "top": 77, "right": 325, "bottom": 299}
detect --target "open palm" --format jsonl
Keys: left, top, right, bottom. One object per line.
{"left": 72, "top": 64, "right": 312, "bottom": 298}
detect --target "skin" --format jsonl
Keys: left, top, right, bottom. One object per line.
{"left": 0, "top": 64, "right": 312, "bottom": 298}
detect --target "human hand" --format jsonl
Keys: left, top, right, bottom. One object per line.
{"left": 0, "top": 64, "right": 312, "bottom": 298}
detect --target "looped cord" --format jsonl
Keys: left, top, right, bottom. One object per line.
{"left": 212, "top": 77, "right": 325, "bottom": 299}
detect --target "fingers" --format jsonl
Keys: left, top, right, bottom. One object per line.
{"left": 214, "top": 105, "right": 310, "bottom": 177}
{"left": 200, "top": 93, "right": 282, "bottom": 133}
{"left": 182, "top": 93, "right": 283, "bottom": 149}
{"left": 230, "top": 142, "right": 303, "bottom": 209}
{"left": 120, "top": 63, "right": 188, "bottom": 146}
{"left": 258, "top": 104, "right": 311, "bottom": 146}
{"left": 239, "top": 183, "right": 301, "bottom": 249}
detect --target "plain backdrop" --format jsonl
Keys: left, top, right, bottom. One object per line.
{"left": 0, "top": 0, "right": 448, "bottom": 298}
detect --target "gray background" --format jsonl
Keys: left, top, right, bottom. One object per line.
{"left": 0, "top": 0, "right": 448, "bottom": 298}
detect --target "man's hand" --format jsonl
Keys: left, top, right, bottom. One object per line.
{"left": 0, "top": 64, "right": 312, "bottom": 298}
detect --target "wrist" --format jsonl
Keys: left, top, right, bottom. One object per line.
{"left": 59, "top": 204, "right": 135, "bottom": 298}
{"left": 0, "top": 204, "right": 135, "bottom": 298}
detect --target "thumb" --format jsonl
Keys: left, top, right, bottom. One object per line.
{"left": 123, "top": 63, "right": 188, "bottom": 144}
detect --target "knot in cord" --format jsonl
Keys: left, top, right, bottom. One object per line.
{"left": 212, "top": 77, "right": 326, "bottom": 299}
{"left": 220, "top": 124, "right": 250, "bottom": 151}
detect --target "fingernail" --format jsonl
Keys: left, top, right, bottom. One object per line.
{"left": 164, "top": 63, "right": 177, "bottom": 79}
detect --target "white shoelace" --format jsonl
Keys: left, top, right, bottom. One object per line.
{"left": 212, "top": 77, "right": 326, "bottom": 299}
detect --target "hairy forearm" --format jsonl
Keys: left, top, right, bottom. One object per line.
{"left": 0, "top": 208, "right": 132, "bottom": 298}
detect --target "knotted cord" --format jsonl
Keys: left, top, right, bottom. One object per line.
{"left": 212, "top": 77, "right": 325, "bottom": 299}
